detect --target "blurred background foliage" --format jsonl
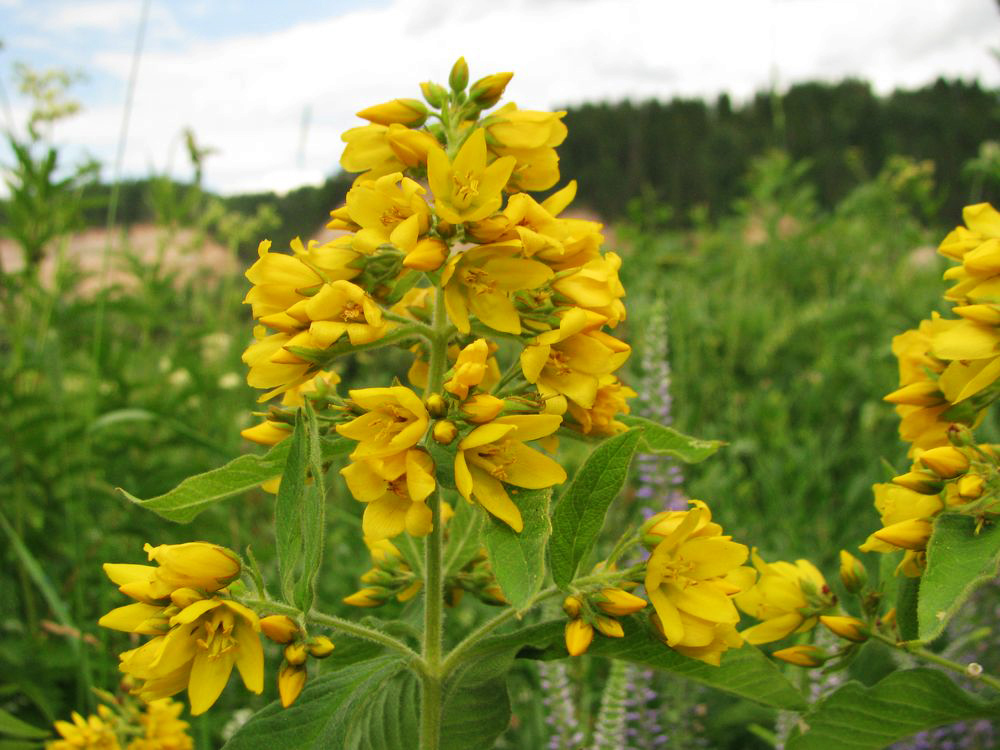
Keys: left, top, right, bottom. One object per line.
{"left": 2, "top": 64, "right": 999, "bottom": 748}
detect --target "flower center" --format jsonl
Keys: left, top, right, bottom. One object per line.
{"left": 340, "top": 302, "right": 365, "bottom": 322}
{"left": 453, "top": 172, "right": 480, "bottom": 205}
{"left": 462, "top": 268, "right": 496, "bottom": 296}
{"left": 197, "top": 608, "right": 237, "bottom": 661}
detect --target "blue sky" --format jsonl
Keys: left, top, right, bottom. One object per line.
{"left": 1, "top": 0, "right": 998, "bottom": 195}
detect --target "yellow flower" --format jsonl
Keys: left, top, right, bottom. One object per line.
{"left": 343, "top": 172, "right": 431, "bottom": 255}
{"left": 279, "top": 280, "right": 388, "bottom": 348}
{"left": 101, "top": 543, "right": 239, "bottom": 604}
{"left": 340, "top": 124, "right": 406, "bottom": 182}
{"left": 427, "top": 128, "right": 516, "bottom": 224}
{"left": 128, "top": 699, "right": 193, "bottom": 750}
{"left": 118, "top": 596, "right": 263, "bottom": 715}
{"left": 442, "top": 241, "right": 553, "bottom": 334}
{"left": 565, "top": 375, "right": 636, "bottom": 435}
{"left": 241, "top": 371, "right": 341, "bottom": 446}
{"left": 860, "top": 482, "right": 944, "bottom": 576}
{"left": 337, "top": 386, "right": 429, "bottom": 460}
{"left": 551, "top": 252, "right": 627, "bottom": 327}
{"left": 643, "top": 503, "right": 751, "bottom": 650}
{"left": 340, "top": 449, "right": 437, "bottom": 539}
{"left": 485, "top": 103, "right": 568, "bottom": 192}
{"left": 241, "top": 328, "right": 315, "bottom": 400}
{"left": 520, "top": 309, "right": 631, "bottom": 411}
{"left": 735, "top": 550, "right": 830, "bottom": 645}
{"left": 49, "top": 709, "right": 120, "bottom": 750}
{"left": 651, "top": 611, "right": 743, "bottom": 667}
{"left": 455, "top": 414, "right": 567, "bottom": 531}
{"left": 444, "top": 338, "right": 490, "bottom": 399}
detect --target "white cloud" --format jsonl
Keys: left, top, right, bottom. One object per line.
{"left": 48, "top": 0, "right": 1000, "bottom": 195}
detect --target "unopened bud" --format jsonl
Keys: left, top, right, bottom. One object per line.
{"left": 169, "top": 588, "right": 205, "bottom": 609}
{"left": 892, "top": 471, "right": 942, "bottom": 494}
{"left": 404, "top": 237, "right": 448, "bottom": 271}
{"left": 958, "top": 473, "right": 985, "bottom": 499}
{"left": 307, "top": 635, "right": 335, "bottom": 658}
{"left": 918, "top": 446, "right": 969, "bottom": 478}
{"left": 838, "top": 550, "right": 867, "bottom": 594}
{"left": 469, "top": 72, "right": 513, "bottom": 109}
{"left": 420, "top": 81, "right": 447, "bottom": 109}
{"left": 284, "top": 641, "right": 309, "bottom": 666}
{"left": 873, "top": 518, "right": 933, "bottom": 550}
{"left": 449, "top": 57, "right": 469, "bottom": 92}
{"left": 772, "top": 645, "right": 828, "bottom": 667}
{"left": 278, "top": 664, "right": 307, "bottom": 708}
{"left": 562, "top": 595, "right": 582, "bottom": 618}
{"left": 425, "top": 394, "right": 447, "bottom": 418}
{"left": 461, "top": 393, "right": 504, "bottom": 424}
{"left": 883, "top": 381, "right": 943, "bottom": 406}
{"left": 595, "top": 588, "right": 647, "bottom": 617}
{"left": 594, "top": 616, "right": 624, "bottom": 638}
{"left": 564, "top": 619, "right": 594, "bottom": 656}
{"left": 343, "top": 587, "right": 387, "bottom": 608}
{"left": 356, "top": 98, "right": 428, "bottom": 127}
{"left": 260, "top": 615, "right": 300, "bottom": 644}
{"left": 433, "top": 420, "right": 458, "bottom": 445}
{"left": 819, "top": 615, "right": 868, "bottom": 642}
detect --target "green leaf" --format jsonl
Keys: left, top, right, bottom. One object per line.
{"left": 0, "top": 708, "right": 48, "bottom": 740}
{"left": 549, "top": 428, "right": 642, "bottom": 587}
{"left": 482, "top": 488, "right": 551, "bottom": 610}
{"left": 786, "top": 668, "right": 1000, "bottom": 750}
{"left": 222, "top": 654, "right": 510, "bottom": 750}
{"left": 276, "top": 413, "right": 308, "bottom": 603}
{"left": 444, "top": 496, "right": 484, "bottom": 579}
{"left": 896, "top": 574, "right": 920, "bottom": 642}
{"left": 918, "top": 513, "right": 1000, "bottom": 643}
{"left": 481, "top": 618, "right": 805, "bottom": 710}
{"left": 294, "top": 405, "right": 327, "bottom": 614}
{"left": 120, "top": 436, "right": 351, "bottom": 522}
{"left": 620, "top": 415, "right": 722, "bottom": 463}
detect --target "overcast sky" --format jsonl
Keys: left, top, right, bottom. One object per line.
{"left": 1, "top": 0, "right": 998, "bottom": 195}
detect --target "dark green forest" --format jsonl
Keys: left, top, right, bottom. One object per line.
{"left": 73, "top": 77, "right": 999, "bottom": 247}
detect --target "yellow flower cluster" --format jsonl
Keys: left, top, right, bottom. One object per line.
{"left": 98, "top": 543, "right": 263, "bottom": 715}
{"left": 870, "top": 203, "right": 1000, "bottom": 575}
{"left": 48, "top": 698, "right": 192, "bottom": 750}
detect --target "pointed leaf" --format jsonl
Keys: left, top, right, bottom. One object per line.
{"left": 786, "top": 669, "right": 1000, "bottom": 750}
{"left": 276, "top": 413, "right": 308, "bottom": 603}
{"left": 482, "top": 488, "right": 551, "bottom": 609}
{"left": 621, "top": 415, "right": 722, "bottom": 463}
{"left": 549, "top": 428, "right": 642, "bottom": 587}
{"left": 120, "top": 437, "right": 351, "bottom": 522}
{"left": 918, "top": 513, "right": 1000, "bottom": 642}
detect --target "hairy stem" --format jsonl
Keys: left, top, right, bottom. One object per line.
{"left": 871, "top": 631, "right": 1000, "bottom": 693}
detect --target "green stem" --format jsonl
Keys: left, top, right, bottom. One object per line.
{"left": 240, "top": 597, "right": 422, "bottom": 665}
{"left": 871, "top": 631, "right": 1000, "bottom": 692}
{"left": 420, "top": 286, "right": 450, "bottom": 750}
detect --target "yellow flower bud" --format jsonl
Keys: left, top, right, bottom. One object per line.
{"left": 425, "top": 394, "right": 447, "bottom": 418}
{"left": 307, "top": 635, "right": 335, "bottom": 658}
{"left": 873, "top": 518, "right": 934, "bottom": 550}
{"left": 284, "top": 641, "right": 309, "bottom": 666}
{"left": 169, "top": 587, "right": 205, "bottom": 609}
{"left": 958, "top": 473, "right": 985, "bottom": 499}
{"left": 343, "top": 587, "right": 386, "bottom": 608}
{"left": 595, "top": 588, "right": 647, "bottom": 617}
{"left": 772, "top": 645, "right": 828, "bottom": 667}
{"left": 819, "top": 615, "right": 869, "bottom": 642}
{"left": 433, "top": 420, "right": 458, "bottom": 445}
{"left": 469, "top": 72, "right": 513, "bottom": 109}
{"left": 260, "top": 615, "right": 300, "bottom": 644}
{"left": 398, "top": 580, "right": 424, "bottom": 602}
{"left": 891, "top": 471, "right": 942, "bottom": 494}
{"left": 594, "top": 616, "right": 624, "bottom": 638}
{"left": 420, "top": 81, "right": 447, "bottom": 109}
{"left": 883, "top": 381, "right": 944, "bottom": 406}
{"left": 562, "top": 595, "right": 582, "bottom": 618}
{"left": 278, "top": 663, "right": 307, "bottom": 708}
{"left": 404, "top": 237, "right": 448, "bottom": 271}
{"left": 240, "top": 420, "right": 292, "bottom": 446}
{"left": 953, "top": 304, "right": 1000, "bottom": 325}
{"left": 449, "top": 56, "right": 469, "bottom": 92}
{"left": 918, "top": 446, "right": 969, "bottom": 478}
{"left": 564, "top": 619, "right": 594, "bottom": 656}
{"left": 461, "top": 393, "right": 505, "bottom": 424}
{"left": 838, "top": 550, "right": 867, "bottom": 594}
{"left": 356, "top": 98, "right": 428, "bottom": 127}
